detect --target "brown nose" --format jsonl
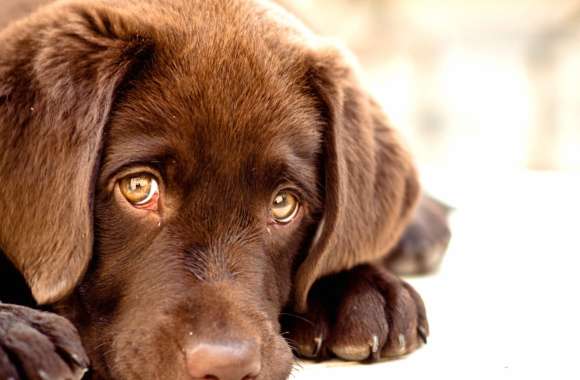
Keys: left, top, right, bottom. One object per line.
{"left": 185, "top": 340, "right": 262, "bottom": 380}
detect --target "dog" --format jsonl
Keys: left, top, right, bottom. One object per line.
{"left": 0, "top": 1, "right": 451, "bottom": 379}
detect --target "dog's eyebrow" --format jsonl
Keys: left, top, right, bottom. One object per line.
{"left": 100, "top": 137, "right": 174, "bottom": 181}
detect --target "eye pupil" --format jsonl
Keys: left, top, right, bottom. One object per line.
{"left": 274, "top": 195, "right": 285, "bottom": 206}
{"left": 128, "top": 177, "right": 149, "bottom": 194}
{"left": 130, "top": 178, "right": 147, "bottom": 192}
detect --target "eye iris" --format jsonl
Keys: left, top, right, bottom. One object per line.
{"left": 272, "top": 192, "right": 298, "bottom": 222}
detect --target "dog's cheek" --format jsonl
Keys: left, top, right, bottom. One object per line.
{"left": 93, "top": 196, "right": 160, "bottom": 260}
{"left": 263, "top": 334, "right": 294, "bottom": 380}
{"left": 266, "top": 223, "right": 314, "bottom": 310}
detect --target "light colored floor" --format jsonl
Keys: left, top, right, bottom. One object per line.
{"left": 293, "top": 170, "right": 580, "bottom": 379}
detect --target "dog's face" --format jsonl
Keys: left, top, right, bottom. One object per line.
{"left": 0, "top": 1, "right": 420, "bottom": 379}
{"left": 73, "top": 44, "right": 323, "bottom": 378}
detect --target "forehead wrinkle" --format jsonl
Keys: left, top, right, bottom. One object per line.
{"left": 101, "top": 133, "right": 176, "bottom": 180}
{"left": 164, "top": 28, "right": 306, "bottom": 135}
{"left": 105, "top": 40, "right": 320, "bottom": 197}
{"left": 254, "top": 140, "right": 318, "bottom": 198}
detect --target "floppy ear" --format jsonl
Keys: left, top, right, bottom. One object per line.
{"left": 0, "top": 2, "right": 153, "bottom": 304}
{"left": 294, "top": 48, "right": 421, "bottom": 312}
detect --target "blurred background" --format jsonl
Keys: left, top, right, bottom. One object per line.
{"left": 284, "top": 2, "right": 580, "bottom": 378}
{"left": 282, "top": 0, "right": 580, "bottom": 176}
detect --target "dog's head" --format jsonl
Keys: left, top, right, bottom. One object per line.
{"left": 0, "top": 1, "right": 419, "bottom": 379}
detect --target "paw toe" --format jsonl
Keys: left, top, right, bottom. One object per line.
{"left": 283, "top": 307, "right": 331, "bottom": 360}
{"left": 295, "top": 335, "right": 324, "bottom": 358}
{"left": 381, "top": 285, "right": 426, "bottom": 358}
{"left": 330, "top": 335, "right": 381, "bottom": 361}
{"left": 329, "top": 276, "right": 388, "bottom": 361}
{"left": 330, "top": 344, "right": 371, "bottom": 361}
{"left": 0, "top": 346, "right": 19, "bottom": 380}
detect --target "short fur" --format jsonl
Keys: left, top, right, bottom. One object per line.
{"left": 0, "top": 1, "right": 451, "bottom": 379}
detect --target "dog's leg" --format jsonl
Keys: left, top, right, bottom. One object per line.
{"left": 385, "top": 194, "right": 452, "bottom": 276}
{"left": 284, "top": 195, "right": 450, "bottom": 361}
{"left": 0, "top": 254, "right": 88, "bottom": 380}
{"left": 284, "top": 264, "right": 428, "bottom": 361}
{"left": 0, "top": 303, "right": 89, "bottom": 380}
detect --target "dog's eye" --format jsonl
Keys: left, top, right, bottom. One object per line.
{"left": 119, "top": 174, "right": 159, "bottom": 208}
{"left": 270, "top": 191, "right": 299, "bottom": 224}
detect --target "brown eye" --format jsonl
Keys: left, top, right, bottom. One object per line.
{"left": 270, "top": 191, "right": 299, "bottom": 224}
{"left": 119, "top": 174, "right": 159, "bottom": 208}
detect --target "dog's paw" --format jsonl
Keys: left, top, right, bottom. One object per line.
{"left": 284, "top": 265, "right": 428, "bottom": 362}
{"left": 0, "top": 304, "right": 89, "bottom": 380}
{"left": 386, "top": 195, "right": 452, "bottom": 276}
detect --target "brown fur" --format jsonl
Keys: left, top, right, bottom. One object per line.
{"left": 0, "top": 1, "right": 451, "bottom": 379}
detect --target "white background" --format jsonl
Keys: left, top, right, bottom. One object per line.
{"left": 294, "top": 169, "right": 580, "bottom": 379}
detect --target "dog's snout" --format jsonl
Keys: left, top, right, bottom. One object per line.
{"left": 185, "top": 339, "right": 262, "bottom": 380}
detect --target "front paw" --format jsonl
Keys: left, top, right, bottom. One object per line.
{"left": 0, "top": 304, "right": 89, "bottom": 380}
{"left": 284, "top": 265, "right": 428, "bottom": 361}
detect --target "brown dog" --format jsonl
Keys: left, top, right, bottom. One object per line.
{"left": 0, "top": 1, "right": 451, "bottom": 379}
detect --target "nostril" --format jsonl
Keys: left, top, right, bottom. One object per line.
{"left": 185, "top": 339, "right": 261, "bottom": 380}
{"left": 242, "top": 372, "right": 261, "bottom": 380}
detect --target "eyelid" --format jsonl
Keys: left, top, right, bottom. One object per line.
{"left": 275, "top": 172, "right": 320, "bottom": 205}
{"left": 109, "top": 166, "right": 163, "bottom": 192}
{"left": 103, "top": 157, "right": 164, "bottom": 185}
{"left": 274, "top": 184, "right": 303, "bottom": 201}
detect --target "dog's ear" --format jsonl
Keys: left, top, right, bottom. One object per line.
{"left": 0, "top": 3, "right": 153, "bottom": 304}
{"left": 294, "top": 48, "right": 421, "bottom": 312}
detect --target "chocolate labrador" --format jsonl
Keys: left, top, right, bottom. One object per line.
{"left": 0, "top": 0, "right": 451, "bottom": 379}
